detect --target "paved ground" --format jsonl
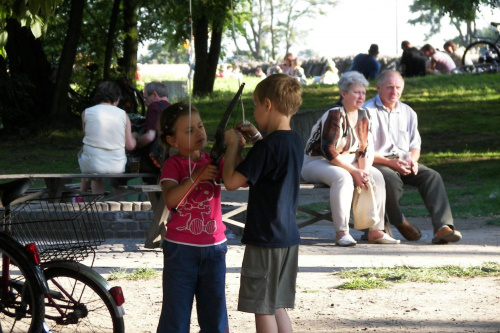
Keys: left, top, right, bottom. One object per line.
{"left": 87, "top": 184, "right": 500, "bottom": 274}
{"left": 87, "top": 217, "right": 500, "bottom": 277}
{"left": 81, "top": 187, "right": 500, "bottom": 333}
{"left": 86, "top": 211, "right": 500, "bottom": 274}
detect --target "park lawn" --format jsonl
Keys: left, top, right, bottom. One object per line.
{"left": 0, "top": 73, "right": 499, "bottom": 220}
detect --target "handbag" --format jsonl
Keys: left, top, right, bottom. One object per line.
{"left": 352, "top": 174, "right": 379, "bottom": 230}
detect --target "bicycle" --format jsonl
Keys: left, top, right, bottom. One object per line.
{"left": 115, "top": 78, "right": 146, "bottom": 116}
{"left": 462, "top": 22, "right": 500, "bottom": 72}
{"left": 1, "top": 179, "right": 126, "bottom": 332}
{"left": 1, "top": 179, "right": 48, "bottom": 333}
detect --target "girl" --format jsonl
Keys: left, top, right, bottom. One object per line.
{"left": 156, "top": 102, "right": 229, "bottom": 333}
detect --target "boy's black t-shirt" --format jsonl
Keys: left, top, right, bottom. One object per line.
{"left": 236, "top": 130, "right": 303, "bottom": 248}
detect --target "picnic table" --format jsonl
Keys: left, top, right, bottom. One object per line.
{"left": 0, "top": 173, "right": 157, "bottom": 199}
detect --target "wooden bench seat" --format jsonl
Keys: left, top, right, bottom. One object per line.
{"left": 121, "top": 182, "right": 393, "bottom": 246}
{"left": 120, "top": 183, "right": 334, "bottom": 230}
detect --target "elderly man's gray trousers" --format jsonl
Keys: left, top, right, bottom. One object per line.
{"left": 374, "top": 164, "right": 454, "bottom": 233}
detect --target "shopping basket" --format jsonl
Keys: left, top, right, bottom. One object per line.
{"left": 0, "top": 194, "right": 105, "bottom": 263}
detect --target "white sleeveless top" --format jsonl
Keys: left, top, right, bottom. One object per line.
{"left": 82, "top": 104, "right": 127, "bottom": 149}
{"left": 78, "top": 104, "right": 128, "bottom": 174}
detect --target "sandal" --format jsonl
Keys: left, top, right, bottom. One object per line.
{"left": 368, "top": 233, "right": 400, "bottom": 244}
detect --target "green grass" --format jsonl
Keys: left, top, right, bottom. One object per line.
{"left": 108, "top": 267, "right": 159, "bottom": 281}
{"left": 0, "top": 72, "right": 499, "bottom": 219}
{"left": 139, "top": 64, "right": 191, "bottom": 82}
{"left": 336, "top": 262, "right": 500, "bottom": 290}
{"left": 338, "top": 277, "right": 390, "bottom": 290}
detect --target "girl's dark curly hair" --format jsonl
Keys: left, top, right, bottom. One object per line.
{"left": 157, "top": 102, "right": 198, "bottom": 157}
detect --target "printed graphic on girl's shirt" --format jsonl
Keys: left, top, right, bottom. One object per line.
{"left": 176, "top": 179, "right": 217, "bottom": 235}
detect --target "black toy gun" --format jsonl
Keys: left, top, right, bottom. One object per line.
{"left": 209, "top": 82, "right": 245, "bottom": 166}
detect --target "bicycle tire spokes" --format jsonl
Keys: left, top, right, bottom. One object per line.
{"left": 0, "top": 245, "right": 45, "bottom": 332}
{"left": 43, "top": 268, "right": 124, "bottom": 332}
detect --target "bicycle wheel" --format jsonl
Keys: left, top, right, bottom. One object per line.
{"left": 0, "top": 238, "right": 45, "bottom": 333}
{"left": 43, "top": 265, "right": 125, "bottom": 333}
{"left": 462, "top": 41, "right": 500, "bottom": 71}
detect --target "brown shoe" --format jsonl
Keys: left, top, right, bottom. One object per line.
{"left": 396, "top": 219, "right": 422, "bottom": 241}
{"left": 432, "top": 226, "right": 462, "bottom": 244}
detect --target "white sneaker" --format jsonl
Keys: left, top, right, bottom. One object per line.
{"left": 336, "top": 234, "right": 357, "bottom": 247}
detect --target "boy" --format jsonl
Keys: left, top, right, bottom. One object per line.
{"left": 223, "top": 74, "right": 303, "bottom": 333}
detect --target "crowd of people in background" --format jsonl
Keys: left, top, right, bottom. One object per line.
{"left": 218, "top": 52, "right": 342, "bottom": 85}
{"left": 213, "top": 37, "right": 476, "bottom": 86}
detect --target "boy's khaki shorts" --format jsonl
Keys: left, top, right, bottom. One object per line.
{"left": 237, "top": 244, "right": 299, "bottom": 315}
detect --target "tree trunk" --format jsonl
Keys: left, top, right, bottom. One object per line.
{"left": 122, "top": 0, "right": 138, "bottom": 85}
{"left": 3, "top": 18, "right": 54, "bottom": 131}
{"left": 191, "top": 0, "right": 229, "bottom": 96}
{"left": 193, "top": 15, "right": 212, "bottom": 96}
{"left": 104, "top": 0, "right": 121, "bottom": 80}
{"left": 50, "top": 0, "right": 85, "bottom": 119}
{"left": 192, "top": 12, "right": 226, "bottom": 97}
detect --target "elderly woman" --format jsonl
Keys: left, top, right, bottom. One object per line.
{"left": 78, "top": 81, "right": 136, "bottom": 194}
{"left": 301, "top": 71, "right": 399, "bottom": 246}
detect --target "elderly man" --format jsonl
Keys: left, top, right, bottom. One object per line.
{"left": 364, "top": 70, "right": 462, "bottom": 244}
{"left": 136, "top": 81, "right": 171, "bottom": 182}
{"left": 112, "top": 81, "right": 170, "bottom": 190}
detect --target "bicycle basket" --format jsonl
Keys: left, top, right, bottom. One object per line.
{"left": 1, "top": 194, "right": 105, "bottom": 263}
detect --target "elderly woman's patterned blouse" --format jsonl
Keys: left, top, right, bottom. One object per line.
{"left": 304, "top": 105, "right": 370, "bottom": 161}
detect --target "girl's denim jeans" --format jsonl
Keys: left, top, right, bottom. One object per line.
{"left": 157, "top": 240, "right": 229, "bottom": 333}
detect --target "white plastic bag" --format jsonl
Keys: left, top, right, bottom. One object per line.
{"left": 352, "top": 175, "right": 379, "bottom": 230}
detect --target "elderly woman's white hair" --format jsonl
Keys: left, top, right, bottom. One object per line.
{"left": 338, "top": 71, "right": 369, "bottom": 94}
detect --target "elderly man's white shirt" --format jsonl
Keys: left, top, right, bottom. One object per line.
{"left": 364, "top": 94, "right": 421, "bottom": 157}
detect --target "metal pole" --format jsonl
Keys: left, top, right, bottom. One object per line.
{"left": 395, "top": 0, "right": 399, "bottom": 56}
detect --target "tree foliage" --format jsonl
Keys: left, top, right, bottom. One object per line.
{"left": 1, "top": 0, "right": 342, "bottom": 133}
{"left": 0, "top": 0, "right": 62, "bottom": 57}
{"left": 409, "top": 0, "right": 500, "bottom": 46}
{"left": 229, "top": 0, "right": 336, "bottom": 61}
{"left": 418, "top": 0, "right": 499, "bottom": 22}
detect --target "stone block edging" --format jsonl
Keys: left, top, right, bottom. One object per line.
{"left": 96, "top": 201, "right": 154, "bottom": 239}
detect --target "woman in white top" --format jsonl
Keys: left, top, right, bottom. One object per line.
{"left": 78, "top": 81, "right": 136, "bottom": 194}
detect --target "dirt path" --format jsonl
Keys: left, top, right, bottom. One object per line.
{"left": 91, "top": 217, "right": 500, "bottom": 333}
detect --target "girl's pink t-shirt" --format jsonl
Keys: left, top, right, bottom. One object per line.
{"left": 159, "top": 152, "right": 226, "bottom": 246}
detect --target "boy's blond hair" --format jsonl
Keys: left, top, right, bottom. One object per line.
{"left": 254, "top": 74, "right": 302, "bottom": 116}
